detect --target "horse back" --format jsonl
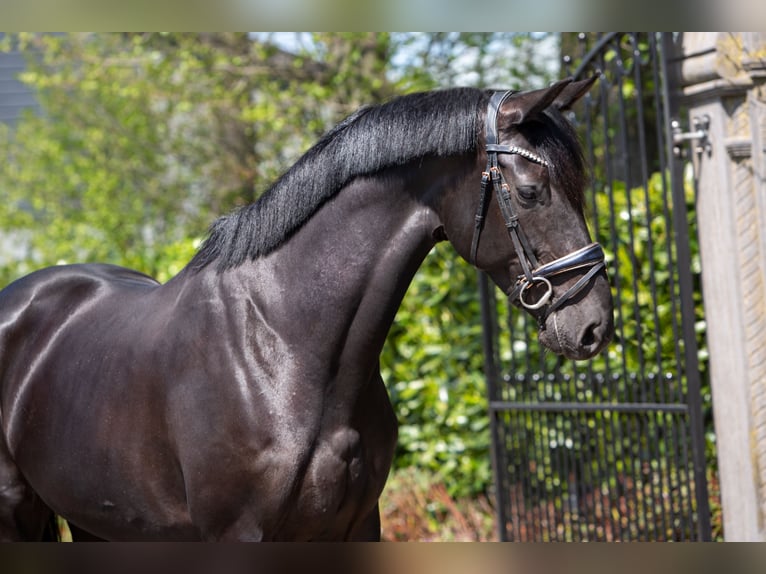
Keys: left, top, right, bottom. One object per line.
{"left": 0, "top": 263, "right": 158, "bottom": 367}
{"left": 0, "top": 263, "right": 161, "bottom": 444}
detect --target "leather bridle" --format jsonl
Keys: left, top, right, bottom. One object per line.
{"left": 470, "top": 90, "right": 607, "bottom": 327}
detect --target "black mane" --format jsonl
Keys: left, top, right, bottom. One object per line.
{"left": 190, "top": 88, "right": 486, "bottom": 272}
{"left": 189, "top": 87, "right": 586, "bottom": 272}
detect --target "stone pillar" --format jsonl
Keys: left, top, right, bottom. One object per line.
{"left": 681, "top": 32, "right": 766, "bottom": 541}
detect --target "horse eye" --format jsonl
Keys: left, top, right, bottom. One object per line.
{"left": 516, "top": 185, "right": 539, "bottom": 201}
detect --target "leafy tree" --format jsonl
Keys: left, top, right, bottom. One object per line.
{"left": 0, "top": 33, "right": 401, "bottom": 282}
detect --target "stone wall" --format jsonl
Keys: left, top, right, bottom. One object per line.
{"left": 681, "top": 32, "right": 766, "bottom": 541}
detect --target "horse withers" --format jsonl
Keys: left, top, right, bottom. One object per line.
{"left": 0, "top": 78, "right": 613, "bottom": 540}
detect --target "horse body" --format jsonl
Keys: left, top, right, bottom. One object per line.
{"left": 0, "top": 165, "right": 449, "bottom": 540}
{"left": 0, "top": 80, "right": 614, "bottom": 540}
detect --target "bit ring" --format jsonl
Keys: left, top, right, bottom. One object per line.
{"left": 519, "top": 276, "right": 553, "bottom": 310}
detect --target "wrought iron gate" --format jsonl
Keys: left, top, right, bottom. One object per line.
{"left": 480, "top": 33, "right": 712, "bottom": 541}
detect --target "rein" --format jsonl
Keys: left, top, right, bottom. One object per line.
{"left": 470, "top": 90, "right": 607, "bottom": 327}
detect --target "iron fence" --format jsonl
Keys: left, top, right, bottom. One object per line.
{"left": 481, "top": 32, "right": 712, "bottom": 541}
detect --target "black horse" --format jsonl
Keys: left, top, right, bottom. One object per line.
{"left": 0, "top": 78, "right": 613, "bottom": 541}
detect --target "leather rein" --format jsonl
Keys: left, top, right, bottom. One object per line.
{"left": 470, "top": 90, "right": 607, "bottom": 327}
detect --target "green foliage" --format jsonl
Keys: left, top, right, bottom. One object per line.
{"left": 0, "top": 33, "right": 401, "bottom": 285}
{"left": 381, "top": 245, "right": 492, "bottom": 499}
{"left": 592, "top": 171, "right": 705, "bottom": 377}
{"left": 0, "top": 34, "right": 239, "bottom": 283}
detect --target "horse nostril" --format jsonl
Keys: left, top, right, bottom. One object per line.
{"left": 580, "top": 322, "right": 598, "bottom": 349}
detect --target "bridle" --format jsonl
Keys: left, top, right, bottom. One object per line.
{"left": 470, "top": 90, "right": 607, "bottom": 327}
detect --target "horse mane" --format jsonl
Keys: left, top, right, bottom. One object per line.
{"left": 189, "top": 87, "right": 485, "bottom": 272}
{"left": 189, "top": 87, "right": 586, "bottom": 272}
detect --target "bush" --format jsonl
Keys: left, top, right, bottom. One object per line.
{"left": 381, "top": 243, "right": 494, "bottom": 500}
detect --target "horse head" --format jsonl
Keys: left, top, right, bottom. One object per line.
{"left": 441, "top": 77, "right": 614, "bottom": 360}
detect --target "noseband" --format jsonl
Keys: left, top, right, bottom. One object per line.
{"left": 470, "top": 90, "right": 607, "bottom": 327}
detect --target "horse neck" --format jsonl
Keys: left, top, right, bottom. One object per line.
{"left": 186, "top": 162, "right": 459, "bottom": 382}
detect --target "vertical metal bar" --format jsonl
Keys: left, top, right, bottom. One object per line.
{"left": 676, "top": 416, "right": 694, "bottom": 540}
{"left": 503, "top": 414, "right": 520, "bottom": 540}
{"left": 559, "top": 415, "right": 576, "bottom": 540}
{"left": 631, "top": 32, "right": 663, "bottom": 397}
{"left": 597, "top": 42, "right": 633, "bottom": 540}
{"left": 522, "top": 409, "right": 543, "bottom": 539}
{"left": 662, "top": 411, "right": 680, "bottom": 538}
{"left": 651, "top": 44, "right": 686, "bottom": 407}
{"left": 630, "top": 35, "right": 672, "bottom": 538}
{"left": 660, "top": 32, "right": 712, "bottom": 541}
{"left": 551, "top": 418, "right": 568, "bottom": 540}
{"left": 569, "top": 411, "right": 583, "bottom": 540}
{"left": 479, "top": 271, "right": 509, "bottom": 541}
{"left": 528, "top": 411, "right": 557, "bottom": 542}
{"left": 598, "top": 48, "right": 629, "bottom": 395}
{"left": 499, "top": 414, "right": 516, "bottom": 540}
{"left": 584, "top": 410, "right": 600, "bottom": 541}
{"left": 622, "top": 35, "right": 652, "bottom": 540}
{"left": 573, "top": 41, "right": 623, "bottom": 541}
{"left": 602, "top": 407, "right": 621, "bottom": 541}
{"left": 510, "top": 411, "right": 528, "bottom": 541}
{"left": 649, "top": 34, "right": 689, "bottom": 539}
{"left": 577, "top": 406, "right": 597, "bottom": 540}
{"left": 529, "top": 408, "right": 552, "bottom": 540}
{"left": 581, "top": 79, "right": 620, "bottom": 541}
{"left": 575, "top": 41, "right": 619, "bottom": 541}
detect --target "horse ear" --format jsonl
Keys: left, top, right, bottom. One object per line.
{"left": 552, "top": 75, "right": 598, "bottom": 111}
{"left": 499, "top": 78, "right": 573, "bottom": 126}
{"left": 498, "top": 76, "right": 598, "bottom": 126}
